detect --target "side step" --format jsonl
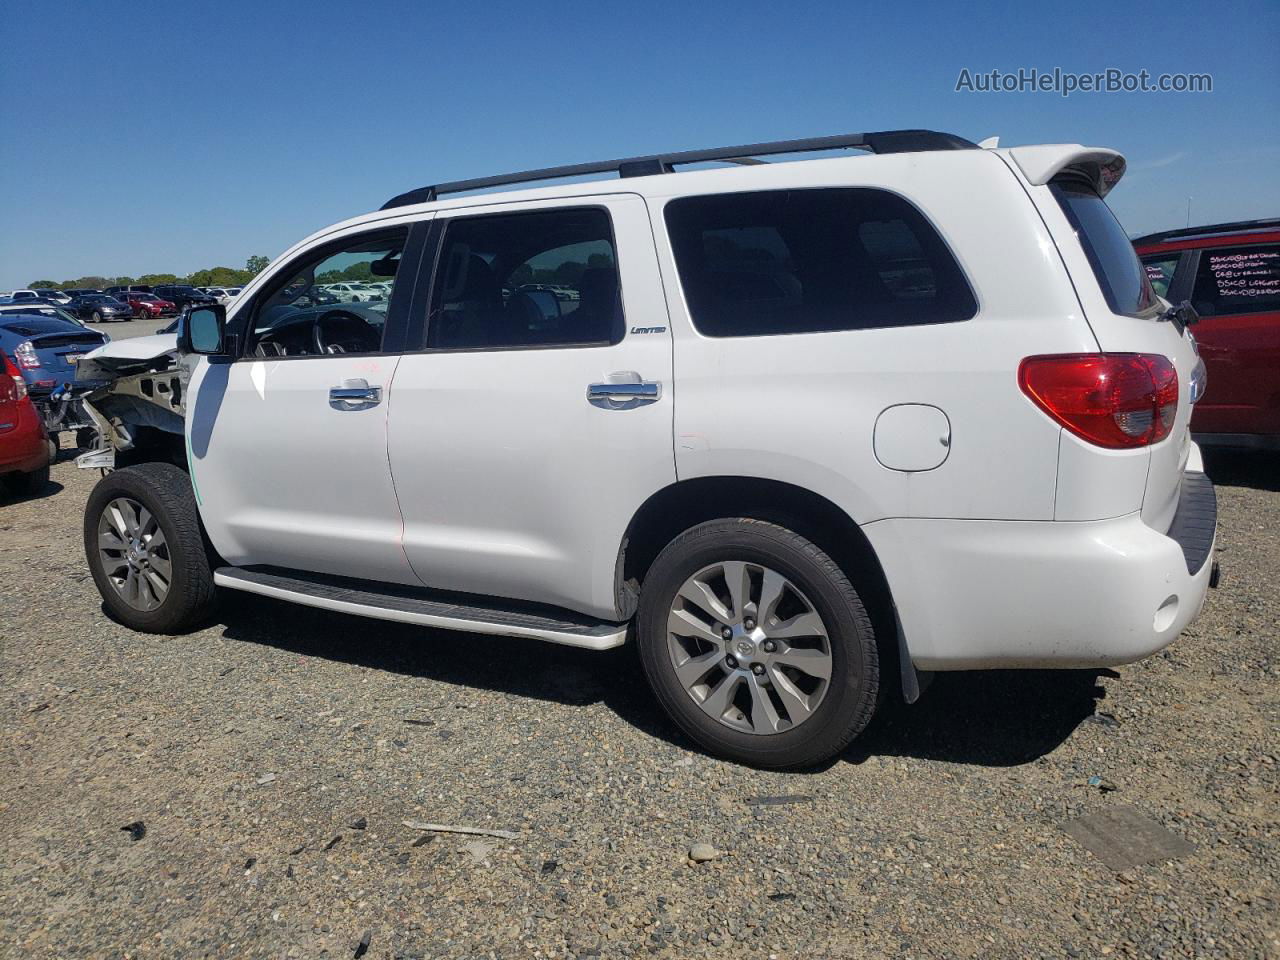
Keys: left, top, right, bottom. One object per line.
{"left": 213, "top": 567, "right": 629, "bottom": 650}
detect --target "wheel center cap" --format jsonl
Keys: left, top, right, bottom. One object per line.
{"left": 734, "top": 638, "right": 755, "bottom": 659}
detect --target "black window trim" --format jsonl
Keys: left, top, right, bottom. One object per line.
{"left": 413, "top": 203, "right": 626, "bottom": 354}
{"left": 229, "top": 222, "right": 425, "bottom": 362}
{"left": 661, "top": 185, "right": 981, "bottom": 340}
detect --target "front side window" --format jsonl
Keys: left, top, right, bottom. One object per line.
{"left": 1142, "top": 254, "right": 1181, "bottom": 298}
{"left": 1050, "top": 179, "right": 1157, "bottom": 316}
{"left": 664, "top": 188, "right": 977, "bottom": 337}
{"left": 426, "top": 207, "right": 622, "bottom": 350}
{"left": 1190, "top": 243, "right": 1280, "bottom": 317}
{"left": 245, "top": 229, "right": 407, "bottom": 357}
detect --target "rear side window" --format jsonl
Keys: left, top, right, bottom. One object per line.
{"left": 427, "top": 207, "right": 622, "bottom": 350}
{"left": 663, "top": 188, "right": 976, "bottom": 337}
{"left": 1051, "top": 179, "right": 1157, "bottom": 316}
{"left": 1190, "top": 243, "right": 1280, "bottom": 316}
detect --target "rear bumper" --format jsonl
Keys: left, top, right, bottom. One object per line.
{"left": 864, "top": 471, "right": 1217, "bottom": 670}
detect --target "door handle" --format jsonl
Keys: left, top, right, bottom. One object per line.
{"left": 587, "top": 377, "right": 661, "bottom": 409}
{"left": 329, "top": 379, "right": 382, "bottom": 409}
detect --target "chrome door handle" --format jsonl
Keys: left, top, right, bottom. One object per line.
{"left": 329, "top": 379, "right": 381, "bottom": 409}
{"left": 587, "top": 379, "right": 661, "bottom": 409}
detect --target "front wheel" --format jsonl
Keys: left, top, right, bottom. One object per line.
{"left": 90, "top": 311, "right": 102, "bottom": 323}
{"left": 83, "top": 463, "right": 218, "bottom": 633}
{"left": 637, "top": 518, "right": 879, "bottom": 769}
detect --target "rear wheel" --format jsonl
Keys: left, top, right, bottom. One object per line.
{"left": 637, "top": 518, "right": 879, "bottom": 769}
{"left": 91, "top": 310, "right": 102, "bottom": 324}
{"left": 4, "top": 463, "right": 50, "bottom": 496}
{"left": 83, "top": 463, "right": 218, "bottom": 633}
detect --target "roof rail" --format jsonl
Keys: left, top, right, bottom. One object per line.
{"left": 380, "top": 129, "right": 977, "bottom": 210}
{"left": 1132, "top": 217, "right": 1280, "bottom": 246}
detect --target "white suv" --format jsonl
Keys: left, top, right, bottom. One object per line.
{"left": 78, "top": 130, "right": 1216, "bottom": 768}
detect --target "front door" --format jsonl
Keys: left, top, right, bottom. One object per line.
{"left": 188, "top": 223, "right": 424, "bottom": 584}
{"left": 388, "top": 196, "right": 675, "bottom": 619}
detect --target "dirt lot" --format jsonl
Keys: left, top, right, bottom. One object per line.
{"left": 1, "top": 444, "right": 1277, "bottom": 960}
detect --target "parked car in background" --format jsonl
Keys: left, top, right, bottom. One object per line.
{"left": 0, "top": 349, "right": 51, "bottom": 496}
{"left": 151, "top": 284, "right": 218, "bottom": 312}
{"left": 105, "top": 285, "right": 154, "bottom": 298}
{"left": 1135, "top": 218, "right": 1280, "bottom": 449}
{"left": 0, "top": 302, "right": 102, "bottom": 332}
{"left": 324, "top": 282, "right": 377, "bottom": 303}
{"left": 63, "top": 288, "right": 103, "bottom": 298}
{"left": 202, "top": 287, "right": 237, "bottom": 305}
{"left": 7, "top": 290, "right": 41, "bottom": 303}
{"left": 66, "top": 294, "right": 134, "bottom": 323}
{"left": 122, "top": 292, "right": 178, "bottom": 319}
{"left": 33, "top": 289, "right": 73, "bottom": 305}
{"left": 0, "top": 310, "right": 108, "bottom": 400}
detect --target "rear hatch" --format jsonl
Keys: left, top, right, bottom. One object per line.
{"left": 1040, "top": 173, "right": 1202, "bottom": 532}
{"left": 34, "top": 332, "right": 107, "bottom": 376}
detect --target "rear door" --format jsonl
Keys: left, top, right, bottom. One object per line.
{"left": 387, "top": 195, "right": 675, "bottom": 620}
{"left": 1182, "top": 239, "right": 1280, "bottom": 437}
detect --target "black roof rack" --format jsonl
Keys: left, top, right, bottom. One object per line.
{"left": 381, "top": 129, "right": 977, "bottom": 210}
{"left": 1132, "top": 217, "right": 1280, "bottom": 246}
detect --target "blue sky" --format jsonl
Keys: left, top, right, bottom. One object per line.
{"left": 1, "top": 0, "right": 1276, "bottom": 288}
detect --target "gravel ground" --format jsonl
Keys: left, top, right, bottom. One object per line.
{"left": 1, "top": 447, "right": 1276, "bottom": 960}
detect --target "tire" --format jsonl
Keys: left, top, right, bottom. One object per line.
{"left": 83, "top": 462, "right": 218, "bottom": 634}
{"left": 637, "top": 518, "right": 878, "bottom": 769}
{"left": 4, "top": 463, "right": 50, "bottom": 495}
{"left": 91, "top": 311, "right": 101, "bottom": 324}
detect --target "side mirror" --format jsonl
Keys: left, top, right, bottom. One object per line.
{"left": 179, "top": 304, "right": 229, "bottom": 355}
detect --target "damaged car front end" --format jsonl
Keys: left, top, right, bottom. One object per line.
{"left": 74, "top": 334, "right": 189, "bottom": 471}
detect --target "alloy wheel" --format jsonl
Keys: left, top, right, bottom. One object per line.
{"left": 666, "top": 561, "right": 833, "bottom": 735}
{"left": 96, "top": 496, "right": 172, "bottom": 611}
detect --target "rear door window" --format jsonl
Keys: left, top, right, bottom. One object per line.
{"left": 663, "top": 188, "right": 976, "bottom": 337}
{"left": 1141, "top": 254, "right": 1181, "bottom": 299}
{"left": 1189, "top": 243, "right": 1280, "bottom": 316}
{"left": 1050, "top": 179, "right": 1157, "bottom": 317}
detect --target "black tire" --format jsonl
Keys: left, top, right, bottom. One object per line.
{"left": 637, "top": 518, "right": 878, "bottom": 770}
{"left": 91, "top": 310, "right": 102, "bottom": 324}
{"left": 83, "top": 462, "right": 218, "bottom": 633}
{"left": 4, "top": 462, "right": 50, "bottom": 495}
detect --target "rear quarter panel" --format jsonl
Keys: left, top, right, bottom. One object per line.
{"left": 649, "top": 150, "right": 1094, "bottom": 524}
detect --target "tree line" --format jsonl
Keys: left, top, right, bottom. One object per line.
{"left": 28, "top": 255, "right": 271, "bottom": 291}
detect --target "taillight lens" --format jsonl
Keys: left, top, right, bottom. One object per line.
{"left": 10, "top": 375, "right": 27, "bottom": 400}
{"left": 1018, "top": 353, "right": 1179, "bottom": 448}
{"left": 14, "top": 341, "right": 41, "bottom": 369}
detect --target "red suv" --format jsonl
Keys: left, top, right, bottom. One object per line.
{"left": 1135, "top": 218, "right": 1280, "bottom": 449}
{"left": 122, "top": 292, "right": 178, "bottom": 319}
{"left": 0, "top": 350, "right": 51, "bottom": 495}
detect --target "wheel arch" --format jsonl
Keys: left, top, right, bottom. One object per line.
{"left": 614, "top": 475, "right": 913, "bottom": 699}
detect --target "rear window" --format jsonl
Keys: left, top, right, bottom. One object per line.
{"left": 664, "top": 188, "right": 977, "bottom": 337}
{"left": 1190, "top": 243, "right": 1280, "bottom": 316}
{"left": 1, "top": 318, "right": 81, "bottom": 336}
{"left": 1142, "top": 255, "right": 1181, "bottom": 299}
{"left": 1051, "top": 179, "right": 1157, "bottom": 316}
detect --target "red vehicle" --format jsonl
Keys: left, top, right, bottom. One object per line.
{"left": 0, "top": 350, "right": 51, "bottom": 495}
{"left": 122, "top": 292, "right": 178, "bottom": 319}
{"left": 1135, "top": 218, "right": 1280, "bottom": 449}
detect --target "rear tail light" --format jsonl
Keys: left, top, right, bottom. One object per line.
{"left": 10, "top": 375, "right": 27, "bottom": 400}
{"left": 1018, "top": 353, "right": 1179, "bottom": 449}
{"left": 14, "top": 341, "right": 41, "bottom": 369}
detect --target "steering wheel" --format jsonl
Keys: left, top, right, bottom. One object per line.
{"left": 313, "top": 309, "right": 378, "bottom": 355}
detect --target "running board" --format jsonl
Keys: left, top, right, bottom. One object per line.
{"left": 212, "top": 567, "right": 629, "bottom": 650}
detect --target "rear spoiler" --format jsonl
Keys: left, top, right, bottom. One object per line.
{"left": 1006, "top": 144, "right": 1127, "bottom": 196}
